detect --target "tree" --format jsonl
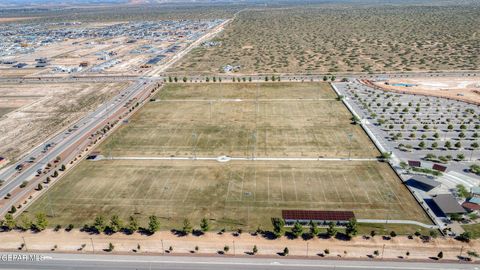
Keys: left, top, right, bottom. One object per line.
{"left": 223, "top": 245, "right": 230, "bottom": 253}
{"left": 182, "top": 218, "right": 193, "bottom": 235}
{"left": 93, "top": 215, "right": 106, "bottom": 233}
{"left": 108, "top": 242, "right": 114, "bottom": 252}
{"left": 457, "top": 153, "right": 465, "bottom": 161}
{"left": 444, "top": 141, "right": 451, "bottom": 149}
{"left": 471, "top": 142, "right": 479, "bottom": 149}
{"left": 3, "top": 213, "right": 16, "bottom": 230}
{"left": 370, "top": 230, "right": 376, "bottom": 238}
{"left": 271, "top": 218, "right": 285, "bottom": 238}
{"left": 128, "top": 216, "right": 138, "bottom": 233}
{"left": 265, "top": 76, "right": 268, "bottom": 82}
{"left": 351, "top": 115, "right": 360, "bottom": 125}
{"left": 323, "top": 76, "right": 328, "bottom": 81}
{"left": 148, "top": 215, "right": 160, "bottom": 234}
{"left": 390, "top": 231, "right": 397, "bottom": 238}
{"left": 200, "top": 218, "right": 209, "bottom": 232}
{"left": 326, "top": 222, "right": 337, "bottom": 238}
{"left": 183, "top": 77, "right": 187, "bottom": 83}
{"left": 10, "top": 205, "right": 16, "bottom": 214}
{"left": 60, "top": 164, "right": 66, "bottom": 171}
{"left": 173, "top": 77, "right": 178, "bottom": 83}
{"left": 205, "top": 77, "right": 210, "bottom": 82}
{"left": 381, "top": 152, "right": 392, "bottom": 160}
{"left": 458, "top": 231, "right": 472, "bottom": 242}
{"left": 34, "top": 212, "right": 48, "bottom": 231}
{"left": 431, "top": 142, "right": 438, "bottom": 149}
{"left": 309, "top": 221, "right": 320, "bottom": 237}
{"left": 437, "top": 251, "right": 443, "bottom": 259}
{"left": 418, "top": 141, "right": 425, "bottom": 149}
{"left": 109, "top": 215, "right": 122, "bottom": 233}
{"left": 471, "top": 164, "right": 480, "bottom": 175}
{"left": 291, "top": 221, "right": 303, "bottom": 238}
{"left": 19, "top": 215, "right": 32, "bottom": 231}
{"left": 253, "top": 245, "right": 258, "bottom": 254}
{"left": 331, "top": 75, "right": 336, "bottom": 81}
{"left": 283, "top": 247, "right": 289, "bottom": 256}
{"left": 345, "top": 218, "right": 358, "bottom": 238}
{"left": 37, "top": 183, "right": 43, "bottom": 191}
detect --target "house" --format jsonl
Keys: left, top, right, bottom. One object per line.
{"left": 282, "top": 210, "right": 355, "bottom": 226}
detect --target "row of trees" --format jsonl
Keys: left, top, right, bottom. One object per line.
{"left": 166, "top": 75, "right": 339, "bottom": 83}
{"left": 271, "top": 218, "right": 358, "bottom": 239}
{"left": 0, "top": 212, "right": 48, "bottom": 231}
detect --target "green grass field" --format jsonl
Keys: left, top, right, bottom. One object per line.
{"left": 23, "top": 83, "right": 430, "bottom": 230}
{"left": 98, "top": 83, "right": 378, "bottom": 158}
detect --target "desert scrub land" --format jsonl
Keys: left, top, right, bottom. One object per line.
{"left": 171, "top": 6, "right": 480, "bottom": 74}
{"left": 23, "top": 83, "right": 430, "bottom": 230}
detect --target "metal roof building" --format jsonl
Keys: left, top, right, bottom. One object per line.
{"left": 406, "top": 176, "right": 441, "bottom": 191}
{"left": 432, "top": 194, "right": 466, "bottom": 215}
{"left": 282, "top": 210, "right": 355, "bottom": 225}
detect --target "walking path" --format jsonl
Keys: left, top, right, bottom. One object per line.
{"left": 357, "top": 219, "right": 438, "bottom": 229}
{"left": 97, "top": 155, "right": 380, "bottom": 163}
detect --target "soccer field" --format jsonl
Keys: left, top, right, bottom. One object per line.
{"left": 25, "top": 159, "right": 430, "bottom": 229}
{"left": 24, "top": 83, "right": 430, "bottom": 230}
{"left": 97, "top": 83, "right": 378, "bottom": 158}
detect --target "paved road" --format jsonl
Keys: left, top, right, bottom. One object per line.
{"left": 0, "top": 253, "right": 477, "bottom": 270}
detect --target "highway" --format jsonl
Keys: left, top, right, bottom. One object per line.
{"left": 0, "top": 253, "right": 478, "bottom": 270}
{"left": 0, "top": 78, "right": 155, "bottom": 216}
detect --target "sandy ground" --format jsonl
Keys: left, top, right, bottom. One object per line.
{"left": 0, "top": 229, "right": 477, "bottom": 261}
{"left": 0, "top": 17, "right": 38, "bottom": 23}
{"left": 372, "top": 77, "right": 480, "bottom": 104}
{"left": 0, "top": 82, "right": 129, "bottom": 161}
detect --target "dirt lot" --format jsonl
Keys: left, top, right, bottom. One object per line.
{"left": 23, "top": 83, "right": 429, "bottom": 230}
{"left": 0, "top": 229, "right": 477, "bottom": 262}
{"left": 0, "top": 81, "right": 129, "bottom": 161}
{"left": 98, "top": 83, "right": 378, "bottom": 158}
{"left": 372, "top": 77, "right": 480, "bottom": 104}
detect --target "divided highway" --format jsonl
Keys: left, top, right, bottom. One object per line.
{"left": 0, "top": 78, "right": 155, "bottom": 216}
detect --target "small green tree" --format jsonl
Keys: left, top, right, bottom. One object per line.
{"left": 10, "top": 205, "right": 16, "bottom": 214}
{"left": 3, "top": 213, "right": 16, "bottom": 230}
{"left": 437, "top": 251, "right": 443, "bottom": 259}
{"left": 128, "top": 216, "right": 138, "bottom": 233}
{"left": 345, "top": 218, "right": 358, "bottom": 238}
{"left": 93, "top": 215, "right": 106, "bottom": 233}
{"left": 291, "top": 221, "right": 303, "bottom": 238}
{"left": 326, "top": 222, "right": 337, "bottom": 238}
{"left": 271, "top": 217, "right": 285, "bottom": 238}
{"left": 223, "top": 245, "right": 230, "bottom": 253}
{"left": 148, "top": 215, "right": 160, "bottom": 234}
{"left": 200, "top": 218, "right": 209, "bottom": 232}
{"left": 283, "top": 247, "right": 289, "bottom": 256}
{"left": 34, "top": 212, "right": 48, "bottom": 231}
{"left": 253, "top": 245, "right": 258, "bottom": 254}
{"left": 109, "top": 215, "right": 122, "bottom": 233}
{"left": 108, "top": 242, "right": 114, "bottom": 252}
{"left": 309, "top": 221, "right": 320, "bottom": 237}
{"left": 182, "top": 218, "right": 193, "bottom": 235}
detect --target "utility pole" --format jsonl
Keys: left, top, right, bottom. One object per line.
{"left": 161, "top": 239, "right": 165, "bottom": 255}
{"left": 381, "top": 244, "right": 386, "bottom": 260}
{"left": 90, "top": 238, "right": 95, "bottom": 254}
{"left": 22, "top": 236, "right": 27, "bottom": 252}
{"left": 306, "top": 242, "right": 309, "bottom": 257}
